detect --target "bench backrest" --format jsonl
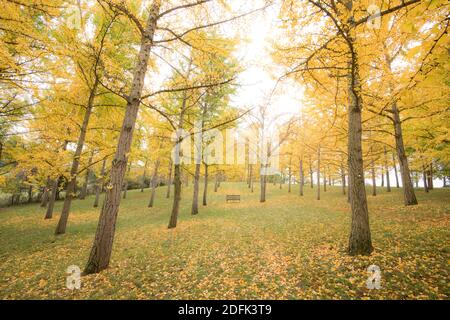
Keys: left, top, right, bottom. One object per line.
{"left": 226, "top": 195, "right": 240, "bottom": 200}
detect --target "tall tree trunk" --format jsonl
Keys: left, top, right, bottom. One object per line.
{"left": 428, "top": 162, "right": 434, "bottom": 190}
{"left": 80, "top": 150, "right": 95, "bottom": 200}
{"left": 168, "top": 71, "right": 192, "bottom": 229}
{"left": 84, "top": 2, "right": 161, "bottom": 275}
{"left": 45, "top": 143, "right": 68, "bottom": 219}
{"left": 323, "top": 166, "right": 327, "bottom": 192}
{"left": 192, "top": 102, "right": 207, "bottom": 214}
{"left": 384, "top": 147, "right": 391, "bottom": 192}
{"left": 191, "top": 163, "right": 201, "bottom": 215}
{"left": 260, "top": 164, "right": 267, "bottom": 203}
{"left": 94, "top": 159, "right": 107, "bottom": 208}
{"left": 41, "top": 177, "right": 51, "bottom": 208}
{"left": 141, "top": 160, "right": 148, "bottom": 192}
{"left": 55, "top": 178, "right": 62, "bottom": 201}
{"left": 203, "top": 163, "right": 209, "bottom": 206}
{"left": 347, "top": 40, "right": 373, "bottom": 255}
{"left": 392, "top": 101, "right": 418, "bottom": 205}
{"left": 122, "top": 161, "right": 132, "bottom": 200}
{"left": 168, "top": 57, "right": 193, "bottom": 229}
{"left": 423, "top": 165, "right": 429, "bottom": 193}
{"left": 392, "top": 153, "right": 400, "bottom": 188}
{"left": 45, "top": 179, "right": 58, "bottom": 219}
{"left": 309, "top": 159, "right": 313, "bottom": 188}
{"left": 166, "top": 160, "right": 173, "bottom": 199}
{"left": 341, "top": 163, "right": 346, "bottom": 196}
{"left": 317, "top": 147, "right": 320, "bottom": 201}
{"left": 299, "top": 159, "right": 304, "bottom": 196}
{"left": 56, "top": 81, "right": 98, "bottom": 235}
{"left": 371, "top": 160, "right": 377, "bottom": 197}
{"left": 148, "top": 159, "right": 160, "bottom": 208}
{"left": 168, "top": 163, "right": 182, "bottom": 229}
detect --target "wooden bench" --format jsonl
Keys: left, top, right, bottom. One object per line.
{"left": 226, "top": 195, "right": 241, "bottom": 203}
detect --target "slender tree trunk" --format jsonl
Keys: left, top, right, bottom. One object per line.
{"left": 392, "top": 102, "right": 418, "bottom": 205}
{"left": 41, "top": 187, "right": 49, "bottom": 208}
{"left": 45, "top": 143, "right": 68, "bottom": 219}
{"left": 45, "top": 179, "right": 58, "bottom": 219}
{"left": 371, "top": 160, "right": 377, "bottom": 196}
{"left": 381, "top": 168, "right": 385, "bottom": 187}
{"left": 84, "top": 3, "right": 161, "bottom": 275}
{"left": 299, "top": 159, "right": 304, "bottom": 196}
{"left": 168, "top": 163, "right": 182, "bottom": 228}
{"left": 428, "top": 162, "right": 434, "bottom": 190}
{"left": 415, "top": 172, "right": 419, "bottom": 188}
{"left": 260, "top": 164, "right": 267, "bottom": 203}
{"left": 191, "top": 163, "right": 201, "bottom": 215}
{"left": 323, "top": 166, "right": 327, "bottom": 192}
{"left": 148, "top": 159, "right": 160, "bottom": 208}
{"left": 309, "top": 159, "right": 313, "bottom": 188}
{"left": 55, "top": 178, "right": 62, "bottom": 201}
{"left": 41, "top": 177, "right": 51, "bottom": 208}
{"left": 384, "top": 147, "right": 391, "bottom": 192}
{"left": 166, "top": 160, "right": 173, "bottom": 199}
{"left": 192, "top": 102, "right": 207, "bottom": 213}
{"left": 80, "top": 150, "right": 95, "bottom": 200}
{"left": 317, "top": 147, "right": 320, "bottom": 200}
{"left": 347, "top": 41, "right": 373, "bottom": 255}
{"left": 423, "top": 165, "right": 429, "bottom": 193}
{"left": 55, "top": 82, "right": 98, "bottom": 235}
{"left": 392, "top": 153, "right": 400, "bottom": 188}
{"left": 341, "top": 163, "right": 346, "bottom": 196}
{"left": 122, "top": 161, "right": 132, "bottom": 200}
{"left": 203, "top": 163, "right": 209, "bottom": 206}
{"left": 168, "top": 57, "right": 193, "bottom": 228}
{"left": 141, "top": 160, "right": 148, "bottom": 192}
{"left": 94, "top": 159, "right": 107, "bottom": 208}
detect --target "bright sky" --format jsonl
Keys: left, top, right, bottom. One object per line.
{"left": 229, "top": 1, "right": 305, "bottom": 120}
{"left": 147, "top": 0, "right": 305, "bottom": 122}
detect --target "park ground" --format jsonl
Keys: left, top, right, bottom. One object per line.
{"left": 0, "top": 183, "right": 448, "bottom": 300}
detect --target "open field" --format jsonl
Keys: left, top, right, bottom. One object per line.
{"left": 0, "top": 183, "right": 448, "bottom": 300}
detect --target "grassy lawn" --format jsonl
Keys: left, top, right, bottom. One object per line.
{"left": 0, "top": 182, "right": 448, "bottom": 300}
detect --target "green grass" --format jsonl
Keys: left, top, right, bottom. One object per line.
{"left": 0, "top": 182, "right": 448, "bottom": 299}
